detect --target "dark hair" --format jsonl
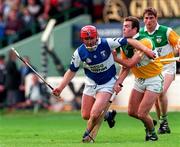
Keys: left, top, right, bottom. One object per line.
{"left": 124, "top": 16, "right": 140, "bottom": 32}
{"left": 143, "top": 7, "right": 157, "bottom": 17}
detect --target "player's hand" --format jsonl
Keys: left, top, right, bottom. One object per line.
{"left": 52, "top": 88, "right": 61, "bottom": 97}
{"left": 145, "top": 50, "right": 156, "bottom": 59}
{"left": 113, "top": 82, "right": 123, "bottom": 95}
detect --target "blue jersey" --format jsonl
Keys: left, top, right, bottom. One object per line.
{"left": 70, "top": 37, "right": 127, "bottom": 85}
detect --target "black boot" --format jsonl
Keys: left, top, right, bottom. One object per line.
{"left": 104, "top": 110, "right": 117, "bottom": 128}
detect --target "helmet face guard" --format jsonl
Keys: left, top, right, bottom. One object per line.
{"left": 80, "top": 25, "right": 98, "bottom": 51}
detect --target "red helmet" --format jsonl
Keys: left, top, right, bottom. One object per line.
{"left": 80, "top": 25, "right": 98, "bottom": 51}
{"left": 80, "top": 25, "right": 98, "bottom": 39}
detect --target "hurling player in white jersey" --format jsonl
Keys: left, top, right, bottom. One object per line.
{"left": 52, "top": 25, "right": 155, "bottom": 142}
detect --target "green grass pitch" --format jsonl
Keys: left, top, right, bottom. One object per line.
{"left": 0, "top": 111, "right": 180, "bottom": 147}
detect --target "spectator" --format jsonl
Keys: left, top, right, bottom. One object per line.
{"left": 21, "top": 7, "right": 37, "bottom": 36}
{"left": 1, "top": 0, "right": 11, "bottom": 19}
{"left": 0, "top": 0, "right": 5, "bottom": 14}
{"left": 17, "top": 74, "right": 50, "bottom": 113}
{"left": 5, "top": 8, "right": 24, "bottom": 44}
{"left": 38, "top": 0, "right": 61, "bottom": 30}
{"left": 19, "top": 56, "right": 33, "bottom": 103}
{"left": 0, "top": 13, "right": 5, "bottom": 37}
{"left": 27, "top": 0, "right": 42, "bottom": 18}
{"left": 0, "top": 54, "right": 6, "bottom": 108}
{"left": 0, "top": 12, "right": 6, "bottom": 47}
{"left": 5, "top": 50, "right": 21, "bottom": 111}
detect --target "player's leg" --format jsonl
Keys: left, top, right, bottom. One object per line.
{"left": 82, "top": 92, "right": 112, "bottom": 142}
{"left": 154, "top": 98, "right": 161, "bottom": 120}
{"left": 89, "top": 98, "right": 112, "bottom": 142}
{"left": 158, "top": 74, "right": 174, "bottom": 134}
{"left": 138, "top": 90, "right": 160, "bottom": 141}
{"left": 128, "top": 88, "right": 144, "bottom": 119}
{"left": 81, "top": 94, "right": 95, "bottom": 120}
{"left": 128, "top": 78, "right": 152, "bottom": 136}
{"left": 87, "top": 78, "right": 120, "bottom": 142}
{"left": 128, "top": 88, "right": 152, "bottom": 140}
{"left": 89, "top": 92, "right": 117, "bottom": 142}
{"left": 81, "top": 94, "right": 95, "bottom": 142}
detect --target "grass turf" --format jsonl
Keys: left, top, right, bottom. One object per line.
{"left": 0, "top": 111, "right": 180, "bottom": 147}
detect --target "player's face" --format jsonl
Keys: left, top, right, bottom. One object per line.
{"left": 143, "top": 14, "right": 157, "bottom": 31}
{"left": 82, "top": 37, "right": 98, "bottom": 51}
{"left": 123, "top": 21, "right": 136, "bottom": 38}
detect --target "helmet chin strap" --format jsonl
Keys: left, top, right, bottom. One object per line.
{"left": 85, "top": 38, "right": 98, "bottom": 52}
{"left": 85, "top": 44, "right": 97, "bottom": 52}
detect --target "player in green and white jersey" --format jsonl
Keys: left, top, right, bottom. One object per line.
{"left": 140, "top": 7, "right": 180, "bottom": 134}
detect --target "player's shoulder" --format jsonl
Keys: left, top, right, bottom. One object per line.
{"left": 135, "top": 33, "right": 153, "bottom": 48}
{"left": 134, "top": 32, "right": 151, "bottom": 41}
{"left": 139, "top": 27, "right": 146, "bottom": 34}
{"left": 76, "top": 44, "right": 87, "bottom": 57}
{"left": 100, "top": 38, "right": 109, "bottom": 44}
{"left": 158, "top": 25, "right": 172, "bottom": 32}
{"left": 139, "top": 37, "right": 152, "bottom": 45}
{"left": 77, "top": 44, "right": 84, "bottom": 52}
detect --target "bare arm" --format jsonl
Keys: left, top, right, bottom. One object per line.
{"left": 127, "top": 38, "right": 156, "bottom": 59}
{"left": 117, "top": 66, "right": 130, "bottom": 84}
{"left": 52, "top": 69, "right": 76, "bottom": 96}
{"left": 114, "top": 66, "right": 130, "bottom": 93}
{"left": 112, "top": 50, "right": 142, "bottom": 68}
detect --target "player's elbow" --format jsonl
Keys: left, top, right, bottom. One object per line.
{"left": 128, "top": 108, "right": 138, "bottom": 118}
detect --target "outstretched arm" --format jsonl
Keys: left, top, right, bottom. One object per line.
{"left": 112, "top": 50, "right": 142, "bottom": 68}
{"left": 52, "top": 69, "right": 76, "bottom": 96}
{"left": 127, "top": 38, "right": 156, "bottom": 59}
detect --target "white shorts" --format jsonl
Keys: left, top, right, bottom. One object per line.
{"left": 134, "top": 74, "right": 164, "bottom": 93}
{"left": 83, "top": 76, "right": 116, "bottom": 97}
{"left": 162, "top": 62, "right": 176, "bottom": 76}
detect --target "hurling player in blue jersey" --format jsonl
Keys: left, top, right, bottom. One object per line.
{"left": 52, "top": 25, "right": 155, "bottom": 142}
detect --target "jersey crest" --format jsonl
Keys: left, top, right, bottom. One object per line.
{"left": 156, "top": 36, "right": 162, "bottom": 44}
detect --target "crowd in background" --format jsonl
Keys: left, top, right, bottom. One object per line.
{"left": 0, "top": 50, "right": 82, "bottom": 112}
{"left": 0, "top": 0, "right": 91, "bottom": 47}
{"left": 0, "top": 50, "right": 52, "bottom": 112}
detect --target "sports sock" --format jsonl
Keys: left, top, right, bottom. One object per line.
{"left": 149, "top": 128, "right": 156, "bottom": 135}
{"left": 83, "top": 129, "right": 90, "bottom": 138}
{"left": 160, "top": 114, "right": 167, "bottom": 123}
{"left": 104, "top": 111, "right": 109, "bottom": 120}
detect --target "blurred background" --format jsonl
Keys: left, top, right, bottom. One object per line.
{"left": 0, "top": 0, "right": 179, "bottom": 113}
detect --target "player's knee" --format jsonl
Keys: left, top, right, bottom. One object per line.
{"left": 160, "top": 92, "right": 166, "bottom": 99}
{"left": 128, "top": 109, "right": 138, "bottom": 118}
{"left": 81, "top": 112, "right": 90, "bottom": 120}
{"left": 137, "top": 112, "right": 146, "bottom": 120}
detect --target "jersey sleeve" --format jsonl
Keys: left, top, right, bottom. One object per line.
{"left": 69, "top": 49, "right": 81, "bottom": 72}
{"left": 140, "top": 38, "right": 153, "bottom": 50}
{"left": 121, "top": 50, "right": 128, "bottom": 59}
{"left": 167, "top": 28, "right": 180, "bottom": 51}
{"left": 134, "top": 38, "right": 153, "bottom": 58}
{"left": 106, "top": 38, "right": 128, "bottom": 51}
